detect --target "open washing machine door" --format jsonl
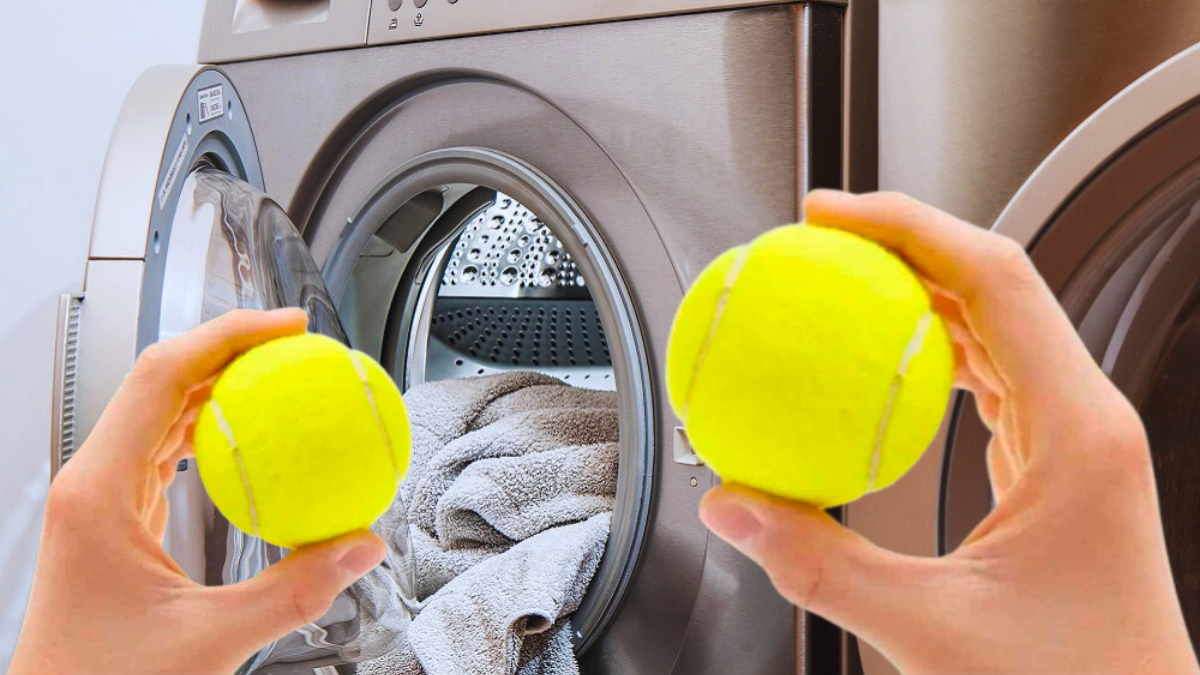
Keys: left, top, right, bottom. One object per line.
{"left": 941, "top": 41, "right": 1200, "bottom": 650}
{"left": 61, "top": 66, "right": 392, "bottom": 672}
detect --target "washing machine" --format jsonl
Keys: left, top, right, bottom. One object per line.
{"left": 844, "top": 3, "right": 1200, "bottom": 674}
{"left": 52, "top": 1, "right": 877, "bottom": 673}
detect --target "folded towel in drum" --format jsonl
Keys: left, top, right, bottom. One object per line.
{"left": 346, "top": 372, "right": 619, "bottom": 675}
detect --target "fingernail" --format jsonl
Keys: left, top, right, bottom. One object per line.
{"left": 338, "top": 542, "right": 384, "bottom": 577}
{"left": 704, "top": 502, "right": 763, "bottom": 542}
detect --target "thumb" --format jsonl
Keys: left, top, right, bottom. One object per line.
{"left": 209, "top": 531, "right": 387, "bottom": 653}
{"left": 699, "top": 485, "right": 934, "bottom": 639}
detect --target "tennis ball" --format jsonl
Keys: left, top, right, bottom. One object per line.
{"left": 667, "top": 224, "right": 954, "bottom": 507}
{"left": 193, "top": 333, "right": 411, "bottom": 548}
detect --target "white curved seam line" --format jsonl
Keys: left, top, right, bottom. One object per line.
{"left": 683, "top": 247, "right": 753, "bottom": 419}
{"left": 868, "top": 311, "right": 934, "bottom": 493}
{"left": 349, "top": 351, "right": 400, "bottom": 480}
{"left": 210, "top": 400, "right": 261, "bottom": 536}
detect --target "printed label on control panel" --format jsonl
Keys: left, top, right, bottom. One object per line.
{"left": 198, "top": 85, "right": 225, "bottom": 124}
{"left": 158, "top": 133, "right": 189, "bottom": 210}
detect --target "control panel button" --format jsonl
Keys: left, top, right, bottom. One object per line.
{"left": 388, "top": 0, "right": 402, "bottom": 9}
{"left": 414, "top": 0, "right": 427, "bottom": 7}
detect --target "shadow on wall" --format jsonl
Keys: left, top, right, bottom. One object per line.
{"left": 0, "top": 294, "right": 61, "bottom": 668}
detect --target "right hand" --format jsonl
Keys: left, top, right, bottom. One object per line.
{"left": 700, "top": 191, "right": 1199, "bottom": 675}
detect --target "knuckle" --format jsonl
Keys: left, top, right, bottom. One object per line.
{"left": 1097, "top": 405, "right": 1152, "bottom": 468}
{"left": 871, "top": 192, "right": 927, "bottom": 226}
{"left": 221, "top": 308, "right": 270, "bottom": 332}
{"left": 43, "top": 475, "right": 89, "bottom": 532}
{"left": 770, "top": 552, "right": 828, "bottom": 610}
{"left": 986, "top": 235, "right": 1034, "bottom": 277}
{"left": 289, "top": 584, "right": 332, "bottom": 625}
{"left": 750, "top": 509, "right": 832, "bottom": 610}
{"left": 221, "top": 308, "right": 258, "bottom": 326}
{"left": 131, "top": 343, "right": 170, "bottom": 378}
{"left": 872, "top": 190, "right": 912, "bottom": 208}
{"left": 1067, "top": 398, "right": 1154, "bottom": 490}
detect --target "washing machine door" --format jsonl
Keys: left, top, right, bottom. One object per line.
{"left": 941, "top": 42, "right": 1200, "bottom": 650}
{"left": 65, "top": 66, "right": 361, "bottom": 673}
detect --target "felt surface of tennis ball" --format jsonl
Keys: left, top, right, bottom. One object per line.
{"left": 666, "top": 224, "right": 954, "bottom": 507}
{"left": 193, "top": 333, "right": 411, "bottom": 548}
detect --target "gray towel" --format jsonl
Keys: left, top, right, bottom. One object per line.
{"left": 347, "top": 373, "right": 618, "bottom": 674}
{"left": 408, "top": 514, "right": 611, "bottom": 675}
{"left": 437, "top": 442, "right": 617, "bottom": 546}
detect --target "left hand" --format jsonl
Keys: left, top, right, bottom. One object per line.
{"left": 9, "top": 309, "right": 387, "bottom": 675}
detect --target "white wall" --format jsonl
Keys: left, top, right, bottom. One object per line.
{"left": 0, "top": 1, "right": 206, "bottom": 666}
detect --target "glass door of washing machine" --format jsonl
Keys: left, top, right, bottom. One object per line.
{"left": 159, "top": 167, "right": 419, "bottom": 673}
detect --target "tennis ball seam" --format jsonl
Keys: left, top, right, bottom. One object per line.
{"left": 681, "top": 245, "right": 755, "bottom": 420}
{"left": 867, "top": 310, "right": 935, "bottom": 492}
{"left": 347, "top": 350, "right": 402, "bottom": 480}
{"left": 206, "top": 398, "right": 262, "bottom": 537}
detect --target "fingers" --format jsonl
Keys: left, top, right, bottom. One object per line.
{"left": 699, "top": 485, "right": 931, "bottom": 638}
{"left": 79, "top": 309, "right": 307, "bottom": 489}
{"left": 804, "top": 191, "right": 1103, "bottom": 407}
{"left": 207, "top": 531, "right": 386, "bottom": 655}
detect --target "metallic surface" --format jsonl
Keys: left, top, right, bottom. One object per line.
{"left": 230, "top": 9, "right": 802, "bottom": 290}
{"left": 368, "top": 0, "right": 812, "bottom": 46}
{"left": 49, "top": 294, "right": 82, "bottom": 481}
{"left": 878, "top": 0, "right": 1200, "bottom": 228}
{"left": 200, "top": 0, "right": 372, "bottom": 63}
{"left": 993, "top": 43, "right": 1200, "bottom": 248}
{"left": 424, "top": 298, "right": 615, "bottom": 388}
{"left": 419, "top": 187, "right": 617, "bottom": 388}
{"left": 74, "top": 260, "right": 144, "bottom": 457}
{"left": 437, "top": 194, "right": 587, "bottom": 299}
{"left": 198, "top": 0, "right": 850, "bottom": 62}
{"left": 220, "top": 7, "right": 813, "bottom": 672}
{"left": 841, "top": 0, "right": 876, "bottom": 193}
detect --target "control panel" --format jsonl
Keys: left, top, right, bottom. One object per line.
{"left": 367, "top": 0, "right": 798, "bottom": 45}
{"left": 200, "top": 0, "right": 827, "bottom": 62}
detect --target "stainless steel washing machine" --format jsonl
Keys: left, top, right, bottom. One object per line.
{"left": 56, "top": 1, "right": 876, "bottom": 673}
{"left": 847, "top": 3, "right": 1200, "bottom": 673}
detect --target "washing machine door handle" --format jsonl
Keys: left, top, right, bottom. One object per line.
{"left": 159, "top": 168, "right": 349, "bottom": 345}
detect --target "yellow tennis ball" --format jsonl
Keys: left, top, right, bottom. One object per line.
{"left": 667, "top": 224, "right": 954, "bottom": 507}
{"left": 193, "top": 333, "right": 411, "bottom": 548}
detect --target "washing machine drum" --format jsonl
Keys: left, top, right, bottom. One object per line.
{"left": 159, "top": 164, "right": 637, "bottom": 672}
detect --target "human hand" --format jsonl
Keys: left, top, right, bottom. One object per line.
{"left": 699, "top": 191, "right": 1199, "bottom": 674}
{"left": 9, "top": 309, "right": 387, "bottom": 675}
